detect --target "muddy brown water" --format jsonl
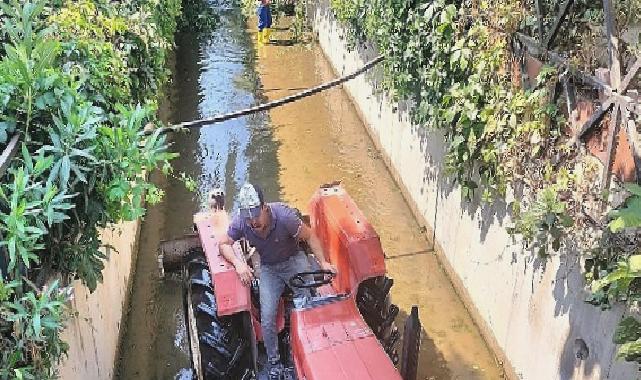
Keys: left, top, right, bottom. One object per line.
{"left": 116, "top": 6, "right": 503, "bottom": 380}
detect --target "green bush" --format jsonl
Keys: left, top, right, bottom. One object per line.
{"left": 330, "top": 0, "right": 559, "bottom": 202}
{"left": 0, "top": 0, "right": 182, "bottom": 377}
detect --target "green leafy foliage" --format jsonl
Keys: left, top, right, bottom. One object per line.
{"left": 509, "top": 185, "right": 574, "bottom": 256}
{"left": 615, "top": 317, "right": 641, "bottom": 344}
{"left": 588, "top": 255, "right": 641, "bottom": 306}
{"left": 0, "top": 0, "right": 181, "bottom": 289}
{"left": 614, "top": 317, "right": 641, "bottom": 363}
{"left": 330, "top": 0, "right": 560, "bottom": 202}
{"left": 0, "top": 0, "right": 185, "bottom": 377}
{"left": 49, "top": 0, "right": 132, "bottom": 110}
{"left": 609, "top": 185, "right": 641, "bottom": 233}
{"left": 589, "top": 184, "right": 641, "bottom": 362}
{"left": 507, "top": 166, "right": 575, "bottom": 255}
{"left": 290, "top": 0, "right": 309, "bottom": 41}
{"left": 178, "top": 172, "right": 197, "bottom": 192}
{"left": 42, "top": 103, "right": 101, "bottom": 190}
{"left": 0, "top": 279, "right": 71, "bottom": 380}
{"left": 179, "top": 0, "right": 221, "bottom": 35}
{"left": 98, "top": 104, "right": 178, "bottom": 221}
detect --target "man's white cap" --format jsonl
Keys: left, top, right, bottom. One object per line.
{"left": 238, "top": 183, "right": 264, "bottom": 218}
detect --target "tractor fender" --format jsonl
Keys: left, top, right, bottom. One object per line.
{"left": 194, "top": 211, "right": 252, "bottom": 316}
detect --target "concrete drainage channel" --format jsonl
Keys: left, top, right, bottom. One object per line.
{"left": 115, "top": 4, "right": 503, "bottom": 380}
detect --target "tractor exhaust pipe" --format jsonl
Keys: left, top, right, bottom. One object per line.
{"left": 400, "top": 306, "right": 421, "bottom": 380}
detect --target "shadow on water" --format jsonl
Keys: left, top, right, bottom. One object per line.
{"left": 395, "top": 306, "right": 452, "bottom": 380}
{"left": 115, "top": 3, "right": 280, "bottom": 379}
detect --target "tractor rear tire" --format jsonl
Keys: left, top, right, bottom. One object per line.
{"left": 184, "top": 249, "right": 252, "bottom": 380}
{"left": 356, "top": 276, "right": 400, "bottom": 365}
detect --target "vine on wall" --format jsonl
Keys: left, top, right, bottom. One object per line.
{"left": 329, "top": 0, "right": 641, "bottom": 365}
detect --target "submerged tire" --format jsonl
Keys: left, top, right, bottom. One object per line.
{"left": 356, "top": 276, "right": 400, "bottom": 365}
{"left": 184, "top": 249, "right": 252, "bottom": 380}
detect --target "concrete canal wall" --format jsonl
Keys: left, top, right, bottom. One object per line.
{"left": 308, "top": 1, "right": 638, "bottom": 379}
{"left": 57, "top": 220, "right": 140, "bottom": 380}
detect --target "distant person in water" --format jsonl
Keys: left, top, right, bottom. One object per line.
{"left": 257, "top": 0, "right": 272, "bottom": 44}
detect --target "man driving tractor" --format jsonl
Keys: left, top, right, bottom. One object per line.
{"left": 218, "top": 183, "right": 336, "bottom": 379}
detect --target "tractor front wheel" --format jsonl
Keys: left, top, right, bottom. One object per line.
{"left": 183, "top": 249, "right": 253, "bottom": 380}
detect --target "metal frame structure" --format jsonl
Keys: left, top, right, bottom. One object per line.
{"left": 513, "top": 0, "right": 641, "bottom": 188}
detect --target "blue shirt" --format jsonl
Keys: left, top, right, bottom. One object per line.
{"left": 228, "top": 203, "right": 302, "bottom": 265}
{"left": 257, "top": 4, "right": 272, "bottom": 30}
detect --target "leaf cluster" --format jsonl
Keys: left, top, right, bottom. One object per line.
{"left": 0, "top": 0, "right": 183, "bottom": 378}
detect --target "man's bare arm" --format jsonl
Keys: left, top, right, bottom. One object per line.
{"left": 219, "top": 234, "right": 254, "bottom": 285}
{"left": 297, "top": 224, "right": 336, "bottom": 272}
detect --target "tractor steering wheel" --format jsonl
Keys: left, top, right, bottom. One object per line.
{"left": 289, "top": 270, "right": 336, "bottom": 289}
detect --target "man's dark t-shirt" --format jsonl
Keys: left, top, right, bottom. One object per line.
{"left": 228, "top": 203, "right": 302, "bottom": 265}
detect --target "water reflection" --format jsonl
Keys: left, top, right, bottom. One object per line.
{"left": 115, "top": 4, "right": 279, "bottom": 378}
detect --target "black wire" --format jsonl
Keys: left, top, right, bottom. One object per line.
{"left": 160, "top": 55, "right": 384, "bottom": 132}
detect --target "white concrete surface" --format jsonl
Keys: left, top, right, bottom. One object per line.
{"left": 308, "top": 1, "right": 639, "bottom": 379}
{"left": 57, "top": 220, "right": 140, "bottom": 380}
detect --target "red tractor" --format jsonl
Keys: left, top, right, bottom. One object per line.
{"left": 159, "top": 183, "right": 421, "bottom": 380}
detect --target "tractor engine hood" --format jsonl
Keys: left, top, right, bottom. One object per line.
{"left": 290, "top": 298, "right": 401, "bottom": 380}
